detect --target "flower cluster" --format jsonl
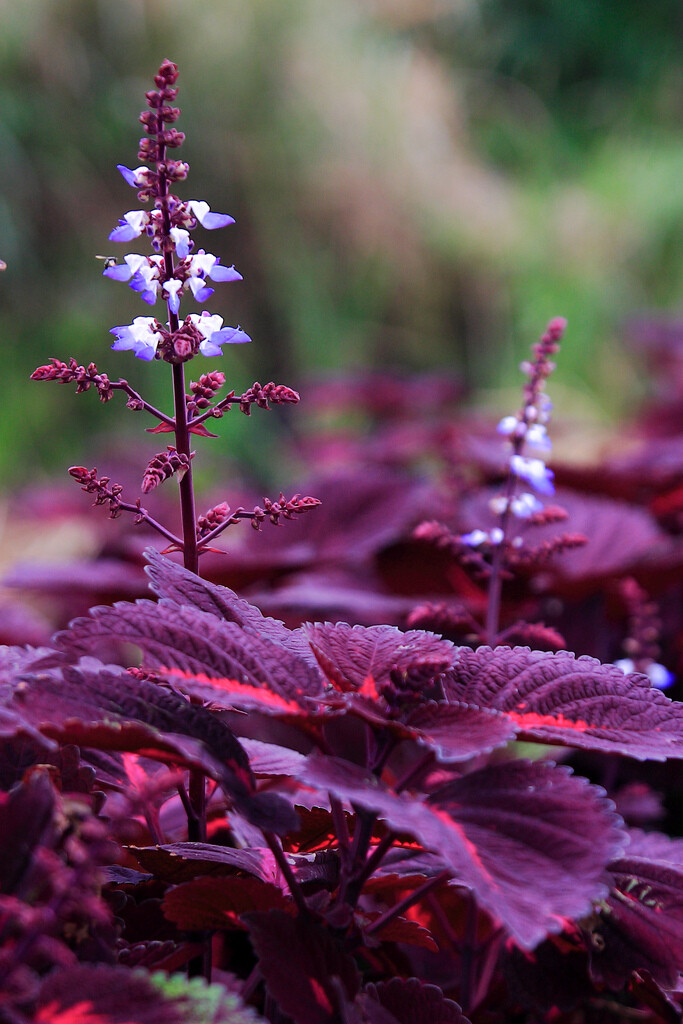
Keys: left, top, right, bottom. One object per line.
{"left": 459, "top": 317, "right": 566, "bottom": 550}
{"left": 104, "top": 59, "right": 250, "bottom": 363}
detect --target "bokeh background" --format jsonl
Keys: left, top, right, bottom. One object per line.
{"left": 2, "top": 0, "right": 683, "bottom": 486}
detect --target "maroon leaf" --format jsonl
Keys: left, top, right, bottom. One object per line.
{"left": 297, "top": 753, "right": 625, "bottom": 948}
{"left": 359, "top": 913, "right": 438, "bottom": 952}
{"left": 443, "top": 646, "right": 683, "bottom": 761}
{"left": 10, "top": 663, "right": 297, "bottom": 834}
{"left": 361, "top": 978, "right": 469, "bottom": 1024}
{"left": 304, "top": 622, "right": 455, "bottom": 699}
{"left": 55, "top": 598, "right": 323, "bottom": 713}
{"left": 245, "top": 909, "right": 361, "bottom": 1024}
{"left": 401, "top": 702, "right": 516, "bottom": 762}
{"left": 589, "top": 845, "right": 683, "bottom": 988}
{"left": 35, "top": 963, "right": 258, "bottom": 1023}
{"left": 131, "top": 844, "right": 277, "bottom": 885}
{"left": 144, "top": 548, "right": 318, "bottom": 666}
{"left": 163, "top": 875, "right": 293, "bottom": 931}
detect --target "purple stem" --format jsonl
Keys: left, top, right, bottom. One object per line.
{"left": 363, "top": 870, "right": 450, "bottom": 938}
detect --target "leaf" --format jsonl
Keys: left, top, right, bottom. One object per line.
{"left": 360, "top": 978, "right": 469, "bottom": 1024}
{"left": 297, "top": 753, "right": 625, "bottom": 948}
{"left": 244, "top": 909, "right": 360, "bottom": 1024}
{"left": 359, "top": 913, "right": 438, "bottom": 952}
{"left": 163, "top": 876, "right": 293, "bottom": 931}
{"left": 56, "top": 598, "right": 323, "bottom": 714}
{"left": 304, "top": 622, "right": 455, "bottom": 698}
{"left": 144, "top": 549, "right": 318, "bottom": 666}
{"left": 401, "top": 702, "right": 516, "bottom": 762}
{"left": 131, "top": 844, "right": 277, "bottom": 885}
{"left": 443, "top": 645, "right": 683, "bottom": 761}
{"left": 35, "top": 965, "right": 264, "bottom": 1023}
{"left": 589, "top": 849, "right": 683, "bottom": 988}
{"left": 11, "top": 662, "right": 297, "bottom": 834}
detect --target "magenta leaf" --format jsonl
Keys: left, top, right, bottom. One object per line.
{"left": 297, "top": 753, "right": 625, "bottom": 948}
{"left": 304, "top": 621, "right": 455, "bottom": 698}
{"left": 401, "top": 702, "right": 516, "bottom": 761}
{"left": 443, "top": 646, "right": 683, "bottom": 760}
{"left": 245, "top": 909, "right": 360, "bottom": 1024}
{"left": 56, "top": 598, "right": 323, "bottom": 714}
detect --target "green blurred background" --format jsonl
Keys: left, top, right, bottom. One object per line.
{"left": 2, "top": 0, "right": 683, "bottom": 485}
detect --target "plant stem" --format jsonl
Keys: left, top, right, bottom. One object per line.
{"left": 172, "top": 360, "right": 198, "bottom": 574}
{"left": 363, "top": 870, "right": 449, "bottom": 938}
{"left": 264, "top": 831, "right": 309, "bottom": 918}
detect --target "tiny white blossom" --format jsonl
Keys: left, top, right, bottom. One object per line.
{"left": 510, "top": 455, "right": 555, "bottom": 495}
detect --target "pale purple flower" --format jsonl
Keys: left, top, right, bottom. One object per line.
{"left": 162, "top": 279, "right": 183, "bottom": 314}
{"left": 525, "top": 423, "right": 551, "bottom": 452}
{"left": 109, "top": 210, "right": 150, "bottom": 242}
{"left": 459, "top": 529, "right": 488, "bottom": 548}
{"left": 117, "top": 165, "right": 152, "bottom": 188}
{"left": 509, "top": 492, "right": 544, "bottom": 518}
{"left": 186, "top": 200, "right": 235, "bottom": 230}
{"left": 185, "top": 312, "right": 251, "bottom": 356}
{"left": 110, "top": 317, "right": 162, "bottom": 361}
{"left": 104, "top": 254, "right": 165, "bottom": 305}
{"left": 510, "top": 454, "right": 555, "bottom": 495}
{"left": 615, "top": 658, "right": 674, "bottom": 691}
{"left": 170, "top": 227, "right": 191, "bottom": 258}
{"left": 497, "top": 415, "right": 519, "bottom": 436}
{"left": 185, "top": 249, "right": 242, "bottom": 302}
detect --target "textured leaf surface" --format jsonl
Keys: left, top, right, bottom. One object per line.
{"left": 591, "top": 849, "right": 683, "bottom": 988}
{"left": 56, "top": 599, "right": 323, "bottom": 713}
{"left": 304, "top": 622, "right": 455, "bottom": 698}
{"left": 35, "top": 965, "right": 263, "bottom": 1023}
{"left": 401, "top": 702, "right": 516, "bottom": 761}
{"left": 145, "top": 549, "right": 318, "bottom": 666}
{"left": 362, "top": 978, "right": 469, "bottom": 1024}
{"left": 245, "top": 909, "right": 360, "bottom": 1024}
{"left": 359, "top": 913, "right": 438, "bottom": 951}
{"left": 163, "top": 876, "right": 293, "bottom": 931}
{"left": 297, "top": 753, "right": 625, "bottom": 947}
{"left": 443, "top": 646, "right": 683, "bottom": 760}
{"left": 131, "top": 844, "right": 277, "bottom": 885}
{"left": 11, "top": 663, "right": 297, "bottom": 834}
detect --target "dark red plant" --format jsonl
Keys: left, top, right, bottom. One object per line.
{"left": 1, "top": 57, "right": 679, "bottom": 1024}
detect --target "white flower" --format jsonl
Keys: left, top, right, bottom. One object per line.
{"left": 186, "top": 200, "right": 235, "bottom": 230}
{"left": 510, "top": 455, "right": 555, "bottom": 495}
{"left": 109, "top": 317, "right": 162, "bottom": 361}
{"left": 109, "top": 210, "right": 150, "bottom": 242}
{"left": 185, "top": 312, "right": 251, "bottom": 356}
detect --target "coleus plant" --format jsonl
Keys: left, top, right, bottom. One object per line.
{"left": 2, "top": 58, "right": 681, "bottom": 1024}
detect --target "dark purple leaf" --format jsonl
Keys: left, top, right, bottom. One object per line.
{"left": 163, "top": 875, "right": 293, "bottom": 930}
{"left": 144, "top": 548, "right": 319, "bottom": 666}
{"left": 359, "top": 913, "right": 438, "bottom": 952}
{"left": 239, "top": 737, "right": 308, "bottom": 775}
{"left": 443, "top": 645, "right": 683, "bottom": 761}
{"left": 297, "top": 753, "right": 625, "bottom": 948}
{"left": 35, "top": 963, "right": 259, "bottom": 1023}
{"left": 0, "top": 770, "right": 55, "bottom": 893}
{"left": 362, "top": 978, "right": 469, "bottom": 1024}
{"left": 589, "top": 848, "right": 683, "bottom": 988}
{"left": 10, "top": 662, "right": 297, "bottom": 834}
{"left": 304, "top": 622, "right": 455, "bottom": 698}
{"left": 503, "top": 931, "right": 592, "bottom": 1013}
{"left": 131, "top": 843, "right": 277, "bottom": 884}
{"left": 55, "top": 599, "right": 323, "bottom": 714}
{"left": 245, "top": 908, "right": 361, "bottom": 1024}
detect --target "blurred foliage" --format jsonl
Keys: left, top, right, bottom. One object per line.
{"left": 1, "top": 0, "right": 682, "bottom": 485}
